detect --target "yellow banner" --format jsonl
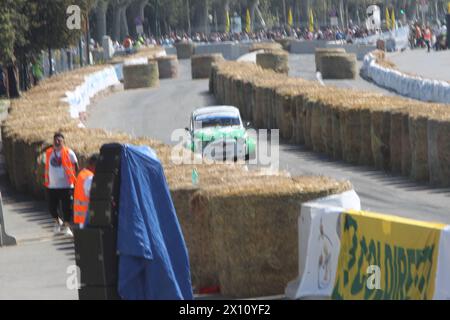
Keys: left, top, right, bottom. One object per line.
{"left": 332, "top": 210, "right": 446, "bottom": 300}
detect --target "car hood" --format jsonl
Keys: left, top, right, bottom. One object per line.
{"left": 193, "top": 126, "right": 246, "bottom": 141}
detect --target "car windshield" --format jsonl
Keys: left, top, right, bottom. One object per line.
{"left": 194, "top": 114, "right": 241, "bottom": 130}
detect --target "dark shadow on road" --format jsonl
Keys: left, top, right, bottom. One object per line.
{"left": 279, "top": 142, "right": 450, "bottom": 196}
{"left": 0, "top": 175, "right": 75, "bottom": 255}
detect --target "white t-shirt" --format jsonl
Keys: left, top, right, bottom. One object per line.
{"left": 84, "top": 175, "right": 93, "bottom": 198}
{"left": 44, "top": 149, "right": 78, "bottom": 189}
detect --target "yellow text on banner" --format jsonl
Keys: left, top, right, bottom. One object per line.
{"left": 332, "top": 210, "right": 446, "bottom": 300}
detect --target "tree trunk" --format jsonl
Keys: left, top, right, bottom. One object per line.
{"left": 7, "top": 64, "right": 20, "bottom": 98}
{"left": 112, "top": 6, "right": 122, "bottom": 41}
{"left": 95, "top": 0, "right": 108, "bottom": 43}
{"left": 128, "top": 0, "right": 149, "bottom": 38}
{"left": 120, "top": 7, "right": 129, "bottom": 40}
{"left": 250, "top": 0, "right": 259, "bottom": 31}
{"left": 48, "top": 47, "right": 53, "bottom": 77}
{"left": 187, "top": 0, "right": 191, "bottom": 35}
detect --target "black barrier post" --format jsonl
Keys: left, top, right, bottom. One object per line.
{"left": 447, "top": 14, "right": 450, "bottom": 49}
{"left": 0, "top": 192, "right": 16, "bottom": 247}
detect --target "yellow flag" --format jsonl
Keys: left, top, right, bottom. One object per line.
{"left": 288, "top": 8, "right": 293, "bottom": 27}
{"left": 391, "top": 8, "right": 396, "bottom": 30}
{"left": 225, "top": 10, "right": 230, "bottom": 33}
{"left": 309, "top": 9, "right": 314, "bottom": 32}
{"left": 246, "top": 9, "right": 251, "bottom": 33}
{"left": 385, "top": 7, "right": 391, "bottom": 30}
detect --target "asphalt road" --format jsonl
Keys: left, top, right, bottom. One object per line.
{"left": 87, "top": 58, "right": 450, "bottom": 224}
{"left": 388, "top": 49, "right": 450, "bottom": 81}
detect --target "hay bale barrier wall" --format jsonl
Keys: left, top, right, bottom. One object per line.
{"left": 210, "top": 59, "right": 450, "bottom": 187}
{"left": 190, "top": 177, "right": 351, "bottom": 298}
{"left": 320, "top": 53, "right": 357, "bottom": 79}
{"left": 123, "top": 62, "right": 159, "bottom": 89}
{"left": 3, "top": 47, "right": 352, "bottom": 298}
{"left": 174, "top": 42, "right": 194, "bottom": 59}
{"left": 191, "top": 54, "right": 224, "bottom": 79}
{"left": 256, "top": 50, "right": 289, "bottom": 74}
{"left": 152, "top": 55, "right": 178, "bottom": 79}
{"left": 315, "top": 48, "right": 346, "bottom": 72}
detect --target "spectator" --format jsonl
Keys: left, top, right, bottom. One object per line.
{"left": 43, "top": 132, "right": 79, "bottom": 237}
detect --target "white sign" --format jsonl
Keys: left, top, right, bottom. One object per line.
{"left": 420, "top": 4, "right": 429, "bottom": 13}
{"left": 285, "top": 190, "right": 361, "bottom": 299}
{"left": 330, "top": 17, "right": 339, "bottom": 27}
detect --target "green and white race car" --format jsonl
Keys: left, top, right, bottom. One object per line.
{"left": 186, "top": 106, "right": 256, "bottom": 161}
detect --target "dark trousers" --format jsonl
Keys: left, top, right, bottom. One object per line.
{"left": 46, "top": 188, "right": 74, "bottom": 223}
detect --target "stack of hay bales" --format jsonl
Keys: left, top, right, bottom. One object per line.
{"left": 190, "top": 176, "right": 352, "bottom": 298}
{"left": 320, "top": 52, "right": 357, "bottom": 79}
{"left": 315, "top": 48, "right": 346, "bottom": 72}
{"left": 376, "top": 39, "right": 386, "bottom": 51}
{"left": 427, "top": 108, "right": 450, "bottom": 187}
{"left": 151, "top": 55, "right": 178, "bottom": 79}
{"left": 175, "top": 41, "right": 194, "bottom": 59}
{"left": 256, "top": 50, "right": 289, "bottom": 74}
{"left": 123, "top": 61, "right": 159, "bottom": 89}
{"left": 3, "top": 47, "right": 356, "bottom": 299}
{"left": 274, "top": 38, "right": 292, "bottom": 51}
{"left": 210, "top": 59, "right": 450, "bottom": 187}
{"left": 249, "top": 42, "right": 283, "bottom": 52}
{"left": 191, "top": 54, "right": 225, "bottom": 79}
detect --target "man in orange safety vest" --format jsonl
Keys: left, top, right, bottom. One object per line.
{"left": 73, "top": 154, "right": 98, "bottom": 229}
{"left": 44, "top": 132, "right": 79, "bottom": 237}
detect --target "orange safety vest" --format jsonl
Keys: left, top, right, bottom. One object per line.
{"left": 44, "top": 147, "right": 76, "bottom": 187}
{"left": 73, "top": 168, "right": 94, "bottom": 225}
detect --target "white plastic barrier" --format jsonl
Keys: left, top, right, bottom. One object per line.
{"left": 123, "top": 57, "right": 149, "bottom": 66}
{"left": 194, "top": 42, "right": 252, "bottom": 60}
{"left": 286, "top": 189, "right": 450, "bottom": 300}
{"left": 362, "top": 52, "right": 450, "bottom": 104}
{"left": 285, "top": 190, "right": 361, "bottom": 299}
{"left": 62, "top": 66, "right": 120, "bottom": 119}
{"left": 355, "top": 26, "right": 410, "bottom": 50}
{"left": 236, "top": 50, "right": 263, "bottom": 63}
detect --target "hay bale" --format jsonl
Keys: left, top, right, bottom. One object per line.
{"left": 401, "top": 112, "right": 412, "bottom": 177}
{"left": 341, "top": 107, "right": 362, "bottom": 164}
{"left": 310, "top": 99, "right": 326, "bottom": 153}
{"left": 256, "top": 51, "right": 289, "bottom": 74}
{"left": 321, "top": 102, "right": 333, "bottom": 157}
{"left": 191, "top": 176, "right": 352, "bottom": 298}
{"left": 243, "top": 80, "right": 254, "bottom": 120}
{"left": 274, "top": 38, "right": 292, "bottom": 51}
{"left": 315, "top": 48, "right": 346, "bottom": 72}
{"left": 209, "top": 64, "right": 217, "bottom": 94}
{"left": 152, "top": 55, "right": 178, "bottom": 79}
{"left": 390, "top": 109, "right": 405, "bottom": 174}
{"left": 356, "top": 108, "right": 372, "bottom": 166}
{"left": 170, "top": 185, "right": 217, "bottom": 289}
{"left": 376, "top": 40, "right": 386, "bottom": 51}
{"left": 11, "top": 139, "right": 27, "bottom": 192}
{"left": 409, "top": 113, "right": 430, "bottom": 182}
{"left": 331, "top": 105, "right": 343, "bottom": 160}
{"left": 293, "top": 94, "right": 306, "bottom": 145}
{"left": 191, "top": 54, "right": 225, "bottom": 79}
{"left": 370, "top": 107, "right": 392, "bottom": 171}
{"left": 249, "top": 42, "right": 283, "bottom": 52}
{"left": 123, "top": 62, "right": 159, "bottom": 90}
{"left": 254, "top": 82, "right": 267, "bottom": 128}
{"left": 303, "top": 98, "right": 313, "bottom": 150}
{"left": 175, "top": 42, "right": 194, "bottom": 59}
{"left": 427, "top": 113, "right": 450, "bottom": 187}
{"left": 320, "top": 53, "right": 357, "bottom": 79}
{"left": 275, "top": 90, "right": 294, "bottom": 140}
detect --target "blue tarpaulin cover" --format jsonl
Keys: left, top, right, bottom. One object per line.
{"left": 117, "top": 145, "right": 193, "bottom": 300}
